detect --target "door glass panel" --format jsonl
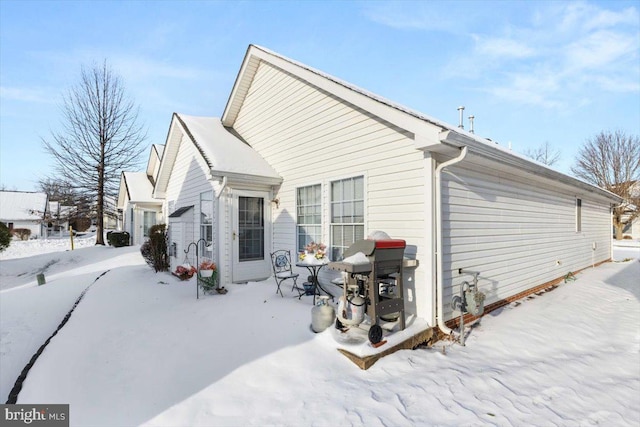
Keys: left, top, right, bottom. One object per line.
{"left": 143, "top": 211, "right": 156, "bottom": 237}
{"left": 239, "top": 197, "right": 264, "bottom": 262}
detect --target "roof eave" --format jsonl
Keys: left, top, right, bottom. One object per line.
{"left": 439, "top": 130, "right": 623, "bottom": 203}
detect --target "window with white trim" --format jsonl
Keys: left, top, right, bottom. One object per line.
{"left": 330, "top": 176, "right": 364, "bottom": 260}
{"left": 200, "top": 191, "right": 213, "bottom": 259}
{"left": 296, "top": 184, "right": 322, "bottom": 252}
{"left": 576, "top": 198, "right": 582, "bottom": 232}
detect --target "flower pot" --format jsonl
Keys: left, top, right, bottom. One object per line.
{"left": 200, "top": 269, "right": 214, "bottom": 277}
{"left": 303, "top": 282, "right": 314, "bottom": 295}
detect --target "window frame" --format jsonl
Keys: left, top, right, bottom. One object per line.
{"left": 200, "top": 190, "right": 214, "bottom": 259}
{"left": 329, "top": 175, "right": 365, "bottom": 261}
{"left": 295, "top": 183, "right": 323, "bottom": 253}
{"left": 576, "top": 198, "right": 582, "bottom": 233}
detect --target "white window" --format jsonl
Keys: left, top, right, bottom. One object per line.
{"left": 576, "top": 198, "right": 582, "bottom": 232}
{"left": 296, "top": 184, "right": 322, "bottom": 252}
{"left": 330, "top": 176, "right": 364, "bottom": 260}
{"left": 200, "top": 191, "right": 213, "bottom": 259}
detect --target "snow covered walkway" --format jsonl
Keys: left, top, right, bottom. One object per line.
{"left": 0, "top": 241, "right": 638, "bottom": 426}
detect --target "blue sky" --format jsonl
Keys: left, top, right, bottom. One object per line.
{"left": 1, "top": 0, "right": 638, "bottom": 192}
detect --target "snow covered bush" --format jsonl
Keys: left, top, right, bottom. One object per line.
{"left": 11, "top": 228, "right": 31, "bottom": 241}
{"left": 0, "top": 222, "right": 11, "bottom": 252}
{"left": 140, "top": 224, "right": 169, "bottom": 272}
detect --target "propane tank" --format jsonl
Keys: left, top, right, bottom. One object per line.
{"left": 311, "top": 296, "right": 335, "bottom": 333}
{"left": 337, "top": 294, "right": 366, "bottom": 326}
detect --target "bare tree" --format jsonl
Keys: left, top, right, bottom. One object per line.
{"left": 42, "top": 60, "right": 146, "bottom": 245}
{"left": 571, "top": 130, "right": 640, "bottom": 240}
{"left": 38, "top": 177, "right": 77, "bottom": 206}
{"left": 523, "top": 141, "right": 561, "bottom": 166}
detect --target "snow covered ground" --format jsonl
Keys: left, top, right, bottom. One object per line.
{"left": 0, "top": 237, "right": 638, "bottom": 426}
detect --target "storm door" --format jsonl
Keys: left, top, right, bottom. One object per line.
{"left": 232, "top": 190, "right": 271, "bottom": 282}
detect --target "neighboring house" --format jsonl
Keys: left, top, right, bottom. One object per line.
{"left": 46, "top": 201, "right": 74, "bottom": 235}
{"left": 146, "top": 45, "right": 621, "bottom": 331}
{"left": 153, "top": 114, "right": 281, "bottom": 275}
{"left": 117, "top": 145, "right": 164, "bottom": 245}
{"left": 620, "top": 181, "right": 640, "bottom": 240}
{"left": 0, "top": 191, "right": 48, "bottom": 238}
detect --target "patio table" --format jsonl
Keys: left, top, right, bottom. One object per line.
{"left": 296, "top": 258, "right": 334, "bottom": 305}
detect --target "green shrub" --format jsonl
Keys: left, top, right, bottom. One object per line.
{"left": 140, "top": 224, "right": 169, "bottom": 272}
{"left": 0, "top": 222, "right": 11, "bottom": 252}
{"left": 11, "top": 228, "right": 31, "bottom": 241}
{"left": 107, "top": 230, "right": 130, "bottom": 247}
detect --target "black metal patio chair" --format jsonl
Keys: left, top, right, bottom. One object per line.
{"left": 270, "top": 250, "right": 301, "bottom": 297}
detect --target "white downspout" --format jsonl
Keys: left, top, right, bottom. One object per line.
{"left": 214, "top": 176, "right": 228, "bottom": 286}
{"left": 215, "top": 176, "right": 228, "bottom": 199}
{"left": 435, "top": 146, "right": 468, "bottom": 335}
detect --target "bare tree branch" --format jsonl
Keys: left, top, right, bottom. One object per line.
{"left": 42, "top": 60, "right": 147, "bottom": 245}
{"left": 571, "top": 130, "right": 640, "bottom": 239}
{"left": 523, "top": 141, "right": 561, "bottom": 166}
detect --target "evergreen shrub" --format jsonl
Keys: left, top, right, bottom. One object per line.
{"left": 140, "top": 224, "right": 169, "bottom": 272}
{"left": 0, "top": 222, "right": 11, "bottom": 252}
{"left": 107, "top": 231, "right": 130, "bottom": 247}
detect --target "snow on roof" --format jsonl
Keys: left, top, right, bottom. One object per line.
{"left": 0, "top": 191, "right": 47, "bottom": 221}
{"left": 175, "top": 114, "right": 280, "bottom": 180}
{"left": 122, "top": 172, "right": 158, "bottom": 203}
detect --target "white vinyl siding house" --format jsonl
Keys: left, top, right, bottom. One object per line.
{"left": 0, "top": 191, "right": 48, "bottom": 238}
{"left": 153, "top": 113, "right": 281, "bottom": 285}
{"left": 228, "top": 59, "right": 428, "bottom": 314}
{"left": 129, "top": 44, "right": 619, "bottom": 334}
{"left": 221, "top": 45, "right": 620, "bottom": 327}
{"left": 117, "top": 145, "right": 164, "bottom": 246}
{"left": 162, "top": 123, "right": 218, "bottom": 274}
{"left": 118, "top": 172, "right": 163, "bottom": 246}
{"left": 440, "top": 154, "right": 615, "bottom": 320}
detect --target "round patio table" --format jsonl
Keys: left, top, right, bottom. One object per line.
{"left": 296, "top": 258, "right": 334, "bottom": 305}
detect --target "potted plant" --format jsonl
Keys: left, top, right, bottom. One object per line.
{"left": 199, "top": 259, "right": 217, "bottom": 277}
{"left": 174, "top": 264, "right": 196, "bottom": 280}
{"left": 299, "top": 241, "right": 327, "bottom": 261}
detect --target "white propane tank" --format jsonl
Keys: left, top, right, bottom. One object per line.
{"left": 337, "top": 294, "right": 366, "bottom": 326}
{"left": 311, "top": 296, "right": 335, "bottom": 333}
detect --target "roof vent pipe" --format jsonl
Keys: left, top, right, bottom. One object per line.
{"left": 468, "top": 115, "right": 475, "bottom": 134}
{"left": 457, "top": 106, "right": 465, "bottom": 129}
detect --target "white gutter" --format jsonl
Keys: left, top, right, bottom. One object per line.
{"left": 435, "top": 146, "right": 468, "bottom": 335}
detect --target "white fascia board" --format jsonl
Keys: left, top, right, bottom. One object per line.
{"left": 222, "top": 47, "right": 260, "bottom": 127}
{"left": 116, "top": 174, "right": 128, "bottom": 209}
{"left": 209, "top": 170, "right": 282, "bottom": 187}
{"left": 439, "top": 130, "right": 623, "bottom": 203}
{"left": 153, "top": 115, "right": 182, "bottom": 199}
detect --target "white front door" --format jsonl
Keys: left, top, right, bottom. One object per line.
{"left": 232, "top": 190, "right": 271, "bottom": 282}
